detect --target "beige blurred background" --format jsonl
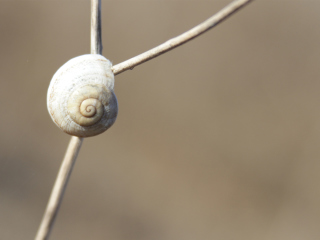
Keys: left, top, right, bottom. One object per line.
{"left": 1, "top": 0, "right": 320, "bottom": 239}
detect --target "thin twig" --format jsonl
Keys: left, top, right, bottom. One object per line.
{"left": 35, "top": 1, "right": 101, "bottom": 239}
{"left": 91, "top": 0, "right": 102, "bottom": 54}
{"left": 35, "top": 0, "right": 253, "bottom": 239}
{"left": 112, "top": 0, "right": 254, "bottom": 75}
{"left": 35, "top": 137, "right": 83, "bottom": 240}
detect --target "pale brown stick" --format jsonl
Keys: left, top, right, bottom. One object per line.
{"left": 35, "top": 1, "right": 101, "bottom": 239}
{"left": 91, "top": 0, "right": 102, "bottom": 54}
{"left": 34, "top": 137, "right": 83, "bottom": 240}
{"left": 112, "top": 0, "right": 254, "bottom": 75}
{"left": 35, "top": 0, "right": 253, "bottom": 239}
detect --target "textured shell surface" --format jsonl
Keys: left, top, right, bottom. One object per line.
{"left": 47, "top": 54, "right": 118, "bottom": 137}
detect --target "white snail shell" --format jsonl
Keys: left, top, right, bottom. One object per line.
{"left": 47, "top": 54, "right": 118, "bottom": 137}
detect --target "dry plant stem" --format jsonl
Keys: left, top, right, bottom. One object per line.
{"left": 35, "top": 1, "right": 101, "bottom": 239}
{"left": 34, "top": 137, "right": 83, "bottom": 240}
{"left": 91, "top": 0, "right": 102, "bottom": 54}
{"left": 35, "top": 0, "right": 252, "bottom": 239}
{"left": 112, "top": 0, "right": 254, "bottom": 75}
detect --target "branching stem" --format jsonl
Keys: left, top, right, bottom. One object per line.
{"left": 35, "top": 0, "right": 254, "bottom": 239}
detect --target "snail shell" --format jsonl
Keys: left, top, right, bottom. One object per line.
{"left": 47, "top": 54, "right": 118, "bottom": 137}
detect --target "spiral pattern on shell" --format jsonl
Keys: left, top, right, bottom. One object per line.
{"left": 47, "top": 54, "right": 118, "bottom": 137}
